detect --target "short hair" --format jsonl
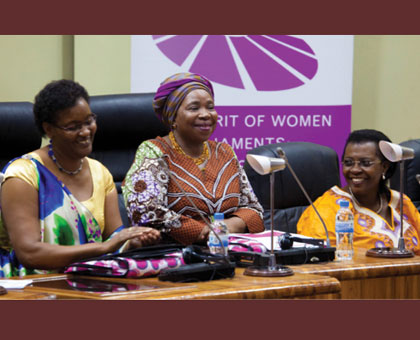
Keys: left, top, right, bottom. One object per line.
{"left": 343, "top": 129, "right": 397, "bottom": 191}
{"left": 33, "top": 79, "right": 89, "bottom": 136}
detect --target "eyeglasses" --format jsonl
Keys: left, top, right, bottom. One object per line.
{"left": 53, "top": 113, "right": 97, "bottom": 133}
{"left": 342, "top": 159, "right": 382, "bottom": 169}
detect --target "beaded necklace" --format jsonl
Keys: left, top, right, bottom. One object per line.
{"left": 48, "top": 142, "right": 84, "bottom": 176}
{"left": 169, "top": 131, "right": 209, "bottom": 166}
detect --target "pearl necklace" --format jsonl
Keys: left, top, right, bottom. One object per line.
{"left": 48, "top": 143, "right": 84, "bottom": 176}
{"left": 349, "top": 187, "right": 383, "bottom": 214}
{"left": 169, "top": 131, "right": 209, "bottom": 166}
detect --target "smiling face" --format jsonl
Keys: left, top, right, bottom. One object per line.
{"left": 44, "top": 97, "right": 97, "bottom": 159}
{"left": 342, "top": 141, "right": 390, "bottom": 197}
{"left": 173, "top": 89, "right": 217, "bottom": 146}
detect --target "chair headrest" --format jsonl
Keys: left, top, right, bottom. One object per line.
{"left": 88, "top": 93, "right": 169, "bottom": 188}
{"left": 244, "top": 142, "right": 341, "bottom": 209}
{"left": 90, "top": 93, "right": 169, "bottom": 150}
{"left": 0, "top": 102, "right": 42, "bottom": 170}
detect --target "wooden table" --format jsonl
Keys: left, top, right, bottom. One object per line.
{"left": 0, "top": 289, "right": 56, "bottom": 300}
{"left": 0, "top": 268, "right": 340, "bottom": 300}
{"left": 3, "top": 248, "right": 419, "bottom": 299}
{"left": 290, "top": 248, "right": 420, "bottom": 299}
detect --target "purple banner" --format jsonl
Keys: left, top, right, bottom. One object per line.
{"left": 131, "top": 35, "right": 354, "bottom": 186}
{"left": 211, "top": 105, "right": 351, "bottom": 184}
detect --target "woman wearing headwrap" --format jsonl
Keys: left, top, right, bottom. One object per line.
{"left": 122, "top": 73, "right": 264, "bottom": 245}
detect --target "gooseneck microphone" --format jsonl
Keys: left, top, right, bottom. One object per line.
{"left": 279, "top": 233, "right": 324, "bottom": 250}
{"left": 276, "top": 147, "right": 331, "bottom": 247}
{"left": 364, "top": 141, "right": 415, "bottom": 258}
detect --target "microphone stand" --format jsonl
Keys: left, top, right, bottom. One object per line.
{"left": 244, "top": 146, "right": 335, "bottom": 271}
{"left": 276, "top": 147, "right": 331, "bottom": 247}
{"left": 398, "top": 161, "right": 407, "bottom": 251}
{"left": 366, "top": 160, "right": 414, "bottom": 258}
{"left": 244, "top": 160, "right": 294, "bottom": 277}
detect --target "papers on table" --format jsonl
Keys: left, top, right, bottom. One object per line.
{"left": 0, "top": 279, "right": 33, "bottom": 290}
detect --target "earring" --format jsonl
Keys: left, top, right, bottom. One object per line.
{"left": 172, "top": 123, "right": 177, "bottom": 130}
{"left": 382, "top": 173, "right": 386, "bottom": 180}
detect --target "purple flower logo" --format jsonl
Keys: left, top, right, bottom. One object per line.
{"left": 152, "top": 35, "right": 318, "bottom": 91}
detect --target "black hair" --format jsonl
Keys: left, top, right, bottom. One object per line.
{"left": 343, "top": 129, "right": 397, "bottom": 193}
{"left": 33, "top": 79, "right": 89, "bottom": 136}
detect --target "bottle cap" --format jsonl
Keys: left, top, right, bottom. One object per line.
{"left": 214, "top": 212, "right": 225, "bottom": 220}
{"left": 339, "top": 200, "right": 350, "bottom": 208}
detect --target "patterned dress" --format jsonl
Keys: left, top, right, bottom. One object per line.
{"left": 122, "top": 137, "right": 264, "bottom": 245}
{"left": 297, "top": 186, "right": 420, "bottom": 254}
{"left": 0, "top": 154, "right": 124, "bottom": 277}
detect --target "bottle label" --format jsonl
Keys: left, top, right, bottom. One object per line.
{"left": 208, "top": 233, "right": 229, "bottom": 248}
{"left": 335, "top": 221, "right": 354, "bottom": 233}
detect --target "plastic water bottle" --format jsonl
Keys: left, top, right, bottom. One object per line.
{"left": 335, "top": 200, "right": 354, "bottom": 261}
{"left": 208, "top": 213, "right": 229, "bottom": 256}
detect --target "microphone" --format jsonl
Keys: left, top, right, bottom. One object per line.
{"left": 246, "top": 154, "right": 286, "bottom": 175}
{"left": 276, "top": 147, "right": 331, "bottom": 247}
{"left": 416, "top": 174, "right": 420, "bottom": 185}
{"left": 379, "top": 141, "right": 414, "bottom": 162}
{"left": 279, "top": 233, "right": 324, "bottom": 250}
{"left": 365, "top": 141, "right": 415, "bottom": 258}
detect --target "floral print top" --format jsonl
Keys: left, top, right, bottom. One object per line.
{"left": 122, "top": 137, "right": 264, "bottom": 244}
{"left": 297, "top": 185, "right": 420, "bottom": 254}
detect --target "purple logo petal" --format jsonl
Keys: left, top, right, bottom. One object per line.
{"left": 152, "top": 35, "right": 318, "bottom": 91}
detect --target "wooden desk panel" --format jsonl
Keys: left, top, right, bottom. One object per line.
{"left": 118, "top": 269, "right": 341, "bottom": 300}
{"left": 1, "top": 269, "right": 341, "bottom": 300}
{"left": 0, "top": 290, "right": 56, "bottom": 300}
{"left": 3, "top": 248, "right": 420, "bottom": 299}
{"left": 291, "top": 248, "right": 420, "bottom": 299}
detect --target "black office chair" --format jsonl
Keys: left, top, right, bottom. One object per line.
{"left": 244, "top": 142, "right": 341, "bottom": 233}
{"left": 0, "top": 102, "right": 42, "bottom": 171}
{"left": 389, "top": 139, "right": 420, "bottom": 211}
{"left": 89, "top": 93, "right": 169, "bottom": 226}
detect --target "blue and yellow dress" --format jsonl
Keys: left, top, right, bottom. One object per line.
{"left": 0, "top": 153, "right": 115, "bottom": 277}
